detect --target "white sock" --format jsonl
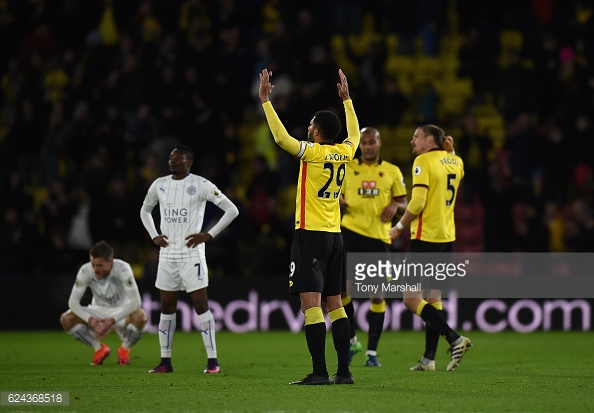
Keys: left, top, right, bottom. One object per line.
{"left": 68, "top": 324, "right": 101, "bottom": 351}
{"left": 350, "top": 335, "right": 359, "bottom": 345}
{"left": 158, "top": 313, "right": 176, "bottom": 358}
{"left": 366, "top": 350, "right": 377, "bottom": 357}
{"left": 421, "top": 356, "right": 434, "bottom": 364}
{"left": 123, "top": 324, "right": 145, "bottom": 350}
{"left": 198, "top": 310, "right": 217, "bottom": 359}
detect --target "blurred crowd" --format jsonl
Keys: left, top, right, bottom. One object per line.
{"left": 1, "top": 0, "right": 593, "bottom": 280}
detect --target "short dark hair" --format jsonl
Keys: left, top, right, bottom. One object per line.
{"left": 418, "top": 124, "right": 445, "bottom": 149}
{"left": 313, "top": 110, "right": 342, "bottom": 142}
{"left": 90, "top": 240, "right": 114, "bottom": 260}
{"left": 174, "top": 145, "right": 194, "bottom": 162}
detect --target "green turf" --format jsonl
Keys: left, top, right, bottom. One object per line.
{"left": 0, "top": 330, "right": 593, "bottom": 412}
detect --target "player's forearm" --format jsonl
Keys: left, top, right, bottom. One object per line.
{"left": 343, "top": 99, "right": 360, "bottom": 149}
{"left": 68, "top": 288, "right": 89, "bottom": 323}
{"left": 110, "top": 285, "right": 142, "bottom": 324}
{"left": 140, "top": 205, "right": 160, "bottom": 239}
{"left": 393, "top": 196, "right": 408, "bottom": 214}
{"left": 207, "top": 197, "right": 239, "bottom": 238}
{"left": 262, "top": 101, "right": 301, "bottom": 155}
{"left": 397, "top": 209, "right": 419, "bottom": 228}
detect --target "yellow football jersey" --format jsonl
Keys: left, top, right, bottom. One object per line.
{"left": 341, "top": 159, "right": 407, "bottom": 244}
{"left": 295, "top": 141, "right": 357, "bottom": 231}
{"left": 262, "top": 99, "right": 360, "bottom": 232}
{"left": 410, "top": 149, "right": 464, "bottom": 242}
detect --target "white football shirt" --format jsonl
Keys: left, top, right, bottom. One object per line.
{"left": 141, "top": 173, "right": 226, "bottom": 262}
{"left": 69, "top": 259, "right": 141, "bottom": 322}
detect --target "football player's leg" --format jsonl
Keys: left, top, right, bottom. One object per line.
{"left": 60, "top": 310, "right": 101, "bottom": 350}
{"left": 342, "top": 287, "right": 361, "bottom": 362}
{"left": 365, "top": 298, "right": 385, "bottom": 367}
{"left": 327, "top": 295, "right": 353, "bottom": 384}
{"left": 190, "top": 287, "right": 220, "bottom": 373}
{"left": 122, "top": 308, "right": 148, "bottom": 350}
{"left": 301, "top": 293, "right": 328, "bottom": 378}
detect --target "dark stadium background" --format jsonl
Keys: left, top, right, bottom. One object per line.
{"left": 1, "top": 0, "right": 593, "bottom": 331}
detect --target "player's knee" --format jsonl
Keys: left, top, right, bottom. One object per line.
{"left": 130, "top": 309, "right": 148, "bottom": 327}
{"left": 59, "top": 311, "right": 73, "bottom": 330}
{"left": 193, "top": 303, "right": 209, "bottom": 315}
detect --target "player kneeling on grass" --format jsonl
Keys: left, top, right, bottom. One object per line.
{"left": 60, "top": 240, "right": 147, "bottom": 366}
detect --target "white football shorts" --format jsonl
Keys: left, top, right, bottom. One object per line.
{"left": 155, "top": 259, "right": 209, "bottom": 292}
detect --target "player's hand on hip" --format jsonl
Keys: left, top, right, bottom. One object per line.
{"left": 186, "top": 232, "right": 212, "bottom": 248}
{"left": 153, "top": 234, "right": 169, "bottom": 247}
{"left": 336, "top": 69, "right": 351, "bottom": 101}
{"left": 259, "top": 69, "right": 274, "bottom": 103}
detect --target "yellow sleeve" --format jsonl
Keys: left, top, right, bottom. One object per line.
{"left": 262, "top": 101, "right": 302, "bottom": 156}
{"left": 407, "top": 185, "right": 428, "bottom": 215}
{"left": 342, "top": 99, "right": 360, "bottom": 155}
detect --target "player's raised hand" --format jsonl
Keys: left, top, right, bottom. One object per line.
{"left": 336, "top": 69, "right": 350, "bottom": 101}
{"left": 444, "top": 135, "right": 455, "bottom": 154}
{"left": 259, "top": 69, "right": 275, "bottom": 103}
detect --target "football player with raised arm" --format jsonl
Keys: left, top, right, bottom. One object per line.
{"left": 259, "top": 68, "right": 359, "bottom": 385}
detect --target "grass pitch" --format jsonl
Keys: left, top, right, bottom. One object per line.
{"left": 0, "top": 330, "right": 593, "bottom": 413}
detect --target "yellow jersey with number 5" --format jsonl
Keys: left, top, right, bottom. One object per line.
{"left": 410, "top": 149, "right": 464, "bottom": 242}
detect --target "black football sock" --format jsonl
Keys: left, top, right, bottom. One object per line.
{"left": 329, "top": 308, "right": 351, "bottom": 377}
{"left": 304, "top": 307, "right": 328, "bottom": 377}
{"left": 419, "top": 304, "right": 459, "bottom": 345}
{"left": 423, "top": 310, "right": 442, "bottom": 360}
{"left": 342, "top": 297, "right": 357, "bottom": 339}
{"left": 367, "top": 309, "right": 385, "bottom": 352}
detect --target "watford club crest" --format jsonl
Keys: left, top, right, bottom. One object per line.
{"left": 358, "top": 181, "right": 379, "bottom": 197}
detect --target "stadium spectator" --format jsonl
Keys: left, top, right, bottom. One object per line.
{"left": 59, "top": 240, "right": 148, "bottom": 366}
{"left": 140, "top": 145, "right": 239, "bottom": 374}
{"left": 259, "top": 68, "right": 358, "bottom": 385}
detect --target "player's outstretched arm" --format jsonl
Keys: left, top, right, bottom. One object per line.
{"left": 259, "top": 69, "right": 301, "bottom": 155}
{"left": 338, "top": 69, "right": 360, "bottom": 150}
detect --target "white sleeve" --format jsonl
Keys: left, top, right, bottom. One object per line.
{"left": 206, "top": 196, "right": 239, "bottom": 238}
{"left": 68, "top": 267, "right": 91, "bottom": 322}
{"left": 140, "top": 181, "right": 160, "bottom": 240}
{"left": 110, "top": 265, "right": 142, "bottom": 323}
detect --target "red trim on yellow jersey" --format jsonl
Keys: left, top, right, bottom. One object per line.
{"left": 300, "top": 162, "right": 308, "bottom": 229}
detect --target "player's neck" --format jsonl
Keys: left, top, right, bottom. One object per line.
{"left": 172, "top": 172, "right": 189, "bottom": 180}
{"left": 361, "top": 157, "right": 379, "bottom": 166}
